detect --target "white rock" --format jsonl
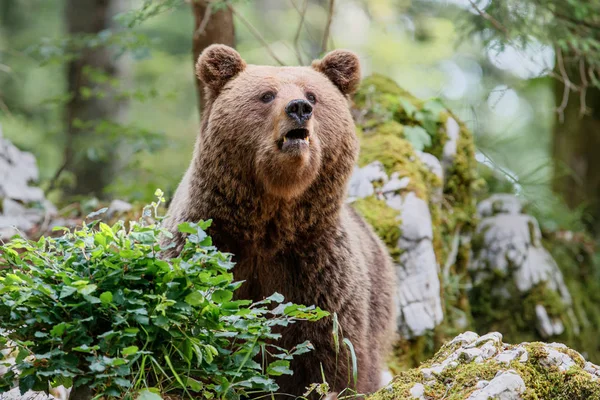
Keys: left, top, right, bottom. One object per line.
{"left": 107, "top": 199, "right": 133, "bottom": 217}
{"left": 535, "top": 304, "right": 564, "bottom": 338}
{"left": 442, "top": 117, "right": 460, "bottom": 171}
{"left": 0, "top": 130, "right": 56, "bottom": 239}
{"left": 477, "top": 194, "right": 523, "bottom": 217}
{"left": 540, "top": 347, "right": 577, "bottom": 372}
{"left": 415, "top": 151, "right": 443, "bottom": 204}
{"left": 469, "top": 195, "right": 578, "bottom": 338}
{"left": 495, "top": 346, "right": 528, "bottom": 365}
{"left": 448, "top": 331, "right": 480, "bottom": 346}
{"left": 381, "top": 174, "right": 410, "bottom": 193}
{"left": 467, "top": 370, "right": 525, "bottom": 400}
{"left": 347, "top": 161, "right": 388, "bottom": 200}
{"left": 409, "top": 383, "right": 426, "bottom": 399}
{"left": 390, "top": 192, "right": 433, "bottom": 241}
{"left": 395, "top": 239, "right": 443, "bottom": 338}
{"left": 475, "top": 380, "right": 490, "bottom": 389}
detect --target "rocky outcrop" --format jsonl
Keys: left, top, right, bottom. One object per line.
{"left": 350, "top": 75, "right": 479, "bottom": 349}
{"left": 0, "top": 125, "right": 56, "bottom": 239}
{"left": 469, "top": 194, "right": 579, "bottom": 340}
{"left": 349, "top": 161, "right": 443, "bottom": 339}
{"left": 370, "top": 331, "right": 600, "bottom": 399}
{"left": 349, "top": 75, "right": 599, "bottom": 368}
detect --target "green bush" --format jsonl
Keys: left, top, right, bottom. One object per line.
{"left": 0, "top": 191, "right": 328, "bottom": 400}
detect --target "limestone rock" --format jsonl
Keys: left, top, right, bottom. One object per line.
{"left": 467, "top": 370, "right": 525, "bottom": 400}
{"left": 348, "top": 161, "right": 443, "bottom": 339}
{"left": 0, "top": 127, "right": 55, "bottom": 239}
{"left": 469, "top": 194, "right": 577, "bottom": 338}
{"left": 370, "top": 332, "right": 600, "bottom": 400}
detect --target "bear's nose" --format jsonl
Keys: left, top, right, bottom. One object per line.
{"left": 285, "top": 99, "right": 313, "bottom": 125}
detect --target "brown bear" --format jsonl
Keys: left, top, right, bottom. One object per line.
{"left": 162, "top": 44, "right": 397, "bottom": 397}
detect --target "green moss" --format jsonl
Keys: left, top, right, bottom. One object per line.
{"left": 352, "top": 196, "right": 402, "bottom": 261}
{"left": 359, "top": 131, "right": 432, "bottom": 200}
{"left": 370, "top": 340, "right": 600, "bottom": 400}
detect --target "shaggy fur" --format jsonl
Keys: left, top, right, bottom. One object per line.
{"left": 163, "top": 45, "right": 397, "bottom": 397}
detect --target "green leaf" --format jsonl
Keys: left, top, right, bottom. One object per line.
{"left": 50, "top": 322, "right": 69, "bottom": 337}
{"left": 422, "top": 98, "right": 446, "bottom": 117}
{"left": 59, "top": 286, "right": 77, "bottom": 299}
{"left": 212, "top": 289, "right": 233, "bottom": 303}
{"left": 100, "top": 291, "right": 113, "bottom": 304}
{"left": 267, "top": 360, "right": 293, "bottom": 376}
{"left": 185, "top": 291, "right": 205, "bottom": 306}
{"left": 137, "top": 389, "right": 163, "bottom": 400}
{"left": 78, "top": 284, "right": 98, "bottom": 296}
{"left": 403, "top": 125, "right": 431, "bottom": 151}
{"left": 187, "top": 377, "right": 202, "bottom": 392}
{"left": 177, "top": 222, "right": 197, "bottom": 234}
{"left": 266, "top": 292, "right": 284, "bottom": 303}
{"left": 398, "top": 97, "right": 418, "bottom": 117}
{"left": 122, "top": 346, "right": 139, "bottom": 357}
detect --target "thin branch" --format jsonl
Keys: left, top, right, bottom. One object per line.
{"left": 579, "top": 57, "right": 589, "bottom": 117}
{"left": 227, "top": 3, "right": 286, "bottom": 66}
{"left": 467, "top": 0, "right": 509, "bottom": 37}
{"left": 292, "top": 0, "right": 308, "bottom": 65}
{"left": 321, "top": 0, "right": 335, "bottom": 54}
{"left": 194, "top": 1, "right": 213, "bottom": 38}
{"left": 556, "top": 47, "right": 571, "bottom": 123}
{"left": 289, "top": 0, "right": 319, "bottom": 43}
{"left": 553, "top": 10, "right": 600, "bottom": 31}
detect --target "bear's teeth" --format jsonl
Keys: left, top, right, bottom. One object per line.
{"left": 283, "top": 136, "right": 287, "bottom": 143}
{"left": 305, "top": 137, "right": 310, "bottom": 144}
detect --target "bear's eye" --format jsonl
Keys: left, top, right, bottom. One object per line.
{"left": 306, "top": 92, "right": 317, "bottom": 104}
{"left": 260, "top": 92, "right": 275, "bottom": 103}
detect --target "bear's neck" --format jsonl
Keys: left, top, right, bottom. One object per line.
{"left": 186, "top": 147, "right": 351, "bottom": 258}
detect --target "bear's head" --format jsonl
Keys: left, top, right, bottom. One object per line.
{"left": 196, "top": 45, "right": 361, "bottom": 200}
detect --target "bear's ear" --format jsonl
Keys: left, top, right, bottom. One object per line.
{"left": 196, "top": 44, "right": 246, "bottom": 94}
{"left": 312, "top": 50, "right": 361, "bottom": 95}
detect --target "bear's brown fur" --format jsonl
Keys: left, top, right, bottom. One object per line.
{"left": 163, "top": 45, "right": 397, "bottom": 396}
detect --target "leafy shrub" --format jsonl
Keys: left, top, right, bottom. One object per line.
{"left": 0, "top": 191, "right": 328, "bottom": 399}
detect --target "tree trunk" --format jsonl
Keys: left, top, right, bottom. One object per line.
{"left": 69, "top": 385, "right": 92, "bottom": 400}
{"left": 63, "top": 0, "right": 128, "bottom": 197}
{"left": 552, "top": 59, "right": 600, "bottom": 236}
{"left": 191, "top": 0, "right": 235, "bottom": 115}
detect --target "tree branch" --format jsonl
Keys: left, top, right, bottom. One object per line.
{"left": 467, "top": 0, "right": 509, "bottom": 37}
{"left": 556, "top": 47, "right": 571, "bottom": 123}
{"left": 292, "top": 0, "right": 308, "bottom": 65}
{"left": 579, "top": 57, "right": 589, "bottom": 116}
{"left": 194, "top": 1, "right": 213, "bottom": 38}
{"left": 321, "top": 0, "right": 335, "bottom": 54}
{"left": 227, "top": 3, "right": 286, "bottom": 66}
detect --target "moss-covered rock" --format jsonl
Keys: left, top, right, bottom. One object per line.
{"left": 349, "top": 75, "right": 600, "bottom": 374}
{"left": 370, "top": 331, "right": 600, "bottom": 400}
{"left": 350, "top": 75, "right": 481, "bottom": 365}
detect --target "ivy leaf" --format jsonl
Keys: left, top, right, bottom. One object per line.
{"left": 398, "top": 97, "right": 418, "bottom": 117}
{"left": 100, "top": 291, "right": 113, "bottom": 304}
{"left": 267, "top": 360, "right": 293, "bottom": 376}
{"left": 78, "top": 284, "right": 97, "bottom": 296}
{"left": 185, "top": 291, "right": 205, "bottom": 306}
{"left": 122, "top": 346, "right": 138, "bottom": 357}
{"left": 212, "top": 290, "right": 233, "bottom": 303}
{"left": 403, "top": 126, "right": 431, "bottom": 151}
{"left": 50, "top": 322, "right": 69, "bottom": 338}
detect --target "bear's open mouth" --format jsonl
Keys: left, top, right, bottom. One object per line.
{"left": 283, "top": 128, "right": 310, "bottom": 144}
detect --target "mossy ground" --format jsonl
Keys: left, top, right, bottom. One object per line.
{"left": 369, "top": 339, "right": 600, "bottom": 400}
